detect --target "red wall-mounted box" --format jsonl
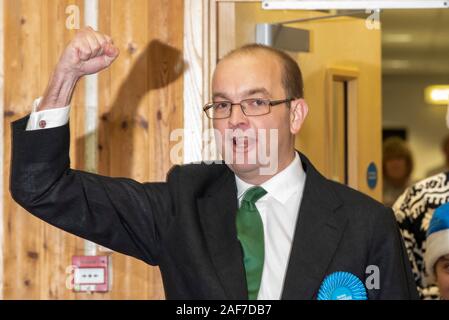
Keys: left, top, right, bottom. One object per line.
{"left": 71, "top": 256, "right": 109, "bottom": 293}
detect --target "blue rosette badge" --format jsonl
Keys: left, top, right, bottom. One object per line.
{"left": 317, "top": 272, "right": 367, "bottom": 300}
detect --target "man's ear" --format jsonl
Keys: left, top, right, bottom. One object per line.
{"left": 290, "top": 98, "right": 309, "bottom": 134}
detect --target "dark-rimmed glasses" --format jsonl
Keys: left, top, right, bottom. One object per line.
{"left": 203, "top": 98, "right": 293, "bottom": 119}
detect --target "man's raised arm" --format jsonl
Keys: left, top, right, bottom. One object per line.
{"left": 9, "top": 27, "right": 173, "bottom": 266}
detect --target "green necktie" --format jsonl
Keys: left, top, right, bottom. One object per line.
{"left": 236, "top": 186, "right": 267, "bottom": 300}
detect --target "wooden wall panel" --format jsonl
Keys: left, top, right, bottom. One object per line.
{"left": 3, "top": 0, "right": 184, "bottom": 299}
{"left": 3, "top": 0, "right": 86, "bottom": 300}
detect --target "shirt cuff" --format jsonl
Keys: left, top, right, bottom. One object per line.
{"left": 26, "top": 97, "right": 71, "bottom": 131}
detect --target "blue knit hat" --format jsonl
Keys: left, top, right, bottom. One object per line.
{"left": 425, "top": 202, "right": 449, "bottom": 283}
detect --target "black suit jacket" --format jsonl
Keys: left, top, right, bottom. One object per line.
{"left": 10, "top": 115, "right": 418, "bottom": 299}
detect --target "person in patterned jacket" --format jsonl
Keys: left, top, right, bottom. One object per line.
{"left": 393, "top": 171, "right": 449, "bottom": 299}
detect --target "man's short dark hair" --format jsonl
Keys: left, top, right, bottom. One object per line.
{"left": 223, "top": 44, "right": 304, "bottom": 99}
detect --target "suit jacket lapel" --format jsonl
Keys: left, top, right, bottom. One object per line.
{"left": 281, "top": 154, "right": 348, "bottom": 300}
{"left": 197, "top": 167, "right": 248, "bottom": 299}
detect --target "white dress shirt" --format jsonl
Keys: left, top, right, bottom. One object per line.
{"left": 26, "top": 97, "right": 70, "bottom": 131}
{"left": 235, "top": 152, "right": 306, "bottom": 300}
{"left": 26, "top": 98, "right": 308, "bottom": 300}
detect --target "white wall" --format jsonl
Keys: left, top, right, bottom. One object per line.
{"left": 383, "top": 75, "right": 449, "bottom": 181}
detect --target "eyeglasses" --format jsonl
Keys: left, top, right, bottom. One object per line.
{"left": 203, "top": 98, "right": 293, "bottom": 119}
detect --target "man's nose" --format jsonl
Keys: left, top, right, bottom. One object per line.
{"left": 228, "top": 104, "right": 249, "bottom": 128}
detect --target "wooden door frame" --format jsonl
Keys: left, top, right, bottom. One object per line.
{"left": 183, "top": 0, "right": 218, "bottom": 163}
{"left": 0, "top": 0, "right": 4, "bottom": 300}
{"left": 326, "top": 67, "right": 360, "bottom": 189}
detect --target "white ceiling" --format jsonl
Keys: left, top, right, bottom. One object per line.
{"left": 381, "top": 9, "right": 449, "bottom": 75}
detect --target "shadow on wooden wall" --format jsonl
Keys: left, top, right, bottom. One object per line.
{"left": 76, "top": 39, "right": 187, "bottom": 179}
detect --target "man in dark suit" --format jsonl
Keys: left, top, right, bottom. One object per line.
{"left": 10, "top": 27, "right": 418, "bottom": 299}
